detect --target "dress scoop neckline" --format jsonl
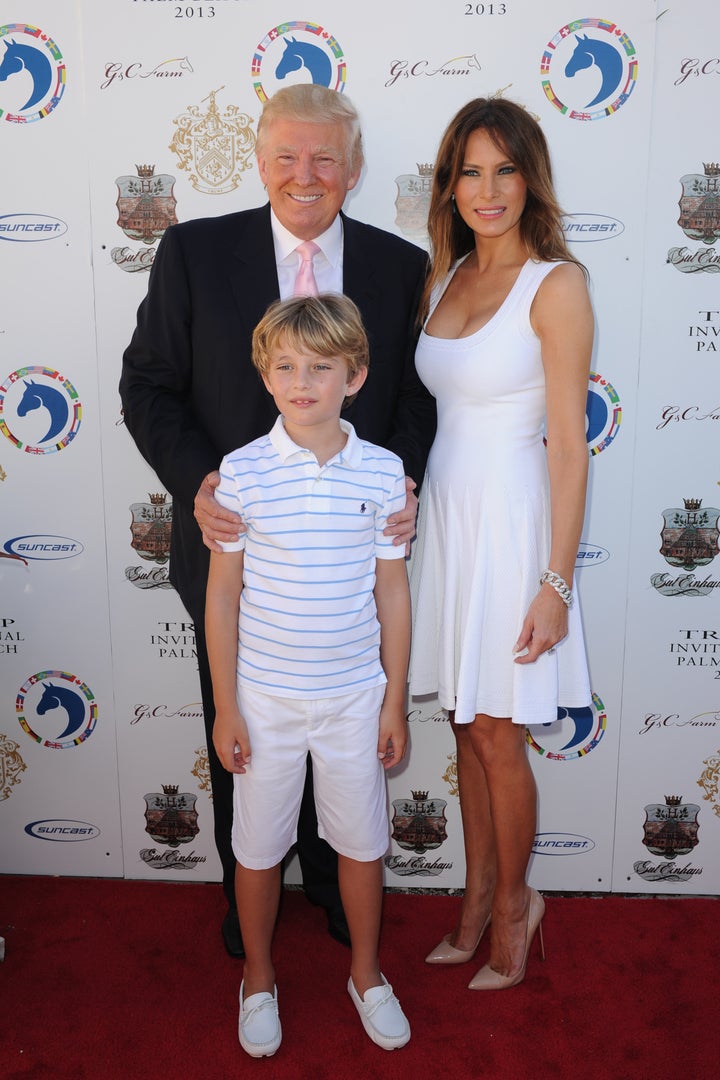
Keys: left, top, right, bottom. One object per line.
{"left": 422, "top": 256, "right": 532, "bottom": 341}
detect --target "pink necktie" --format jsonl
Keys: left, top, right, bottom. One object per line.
{"left": 293, "top": 240, "right": 320, "bottom": 297}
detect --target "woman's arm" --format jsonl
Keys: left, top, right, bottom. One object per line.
{"left": 515, "top": 262, "right": 594, "bottom": 664}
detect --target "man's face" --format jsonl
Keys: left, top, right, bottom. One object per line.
{"left": 256, "top": 118, "right": 361, "bottom": 240}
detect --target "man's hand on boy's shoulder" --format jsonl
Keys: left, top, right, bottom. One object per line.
{"left": 195, "top": 471, "right": 247, "bottom": 552}
{"left": 377, "top": 703, "right": 408, "bottom": 770}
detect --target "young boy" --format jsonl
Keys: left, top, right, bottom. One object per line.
{"left": 205, "top": 295, "right": 412, "bottom": 1057}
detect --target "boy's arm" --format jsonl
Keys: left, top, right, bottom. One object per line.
{"left": 205, "top": 548, "right": 251, "bottom": 773}
{"left": 374, "top": 558, "right": 411, "bottom": 770}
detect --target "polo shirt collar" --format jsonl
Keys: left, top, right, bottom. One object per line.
{"left": 269, "top": 415, "right": 363, "bottom": 468}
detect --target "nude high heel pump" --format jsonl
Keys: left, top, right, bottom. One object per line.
{"left": 425, "top": 913, "right": 491, "bottom": 965}
{"left": 467, "top": 888, "right": 545, "bottom": 989}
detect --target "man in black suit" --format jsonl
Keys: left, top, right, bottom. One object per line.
{"left": 120, "top": 84, "right": 435, "bottom": 957}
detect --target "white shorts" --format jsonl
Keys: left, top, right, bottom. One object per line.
{"left": 231, "top": 683, "right": 390, "bottom": 870}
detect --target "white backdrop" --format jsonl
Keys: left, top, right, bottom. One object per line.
{"left": 1, "top": 1, "right": 718, "bottom": 895}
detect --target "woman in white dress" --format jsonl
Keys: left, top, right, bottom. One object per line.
{"left": 409, "top": 98, "right": 593, "bottom": 989}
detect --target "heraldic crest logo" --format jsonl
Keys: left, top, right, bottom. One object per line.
{"left": 0, "top": 732, "right": 27, "bottom": 800}
{"left": 641, "top": 794, "right": 699, "bottom": 859}
{"left": 170, "top": 87, "right": 255, "bottom": 195}
{"left": 677, "top": 162, "right": 720, "bottom": 246}
{"left": 697, "top": 750, "right": 720, "bottom": 819}
{"left": 144, "top": 784, "right": 199, "bottom": 848}
{"left": 390, "top": 790, "right": 448, "bottom": 854}
{"left": 659, "top": 498, "right": 720, "bottom": 572}
{"left": 126, "top": 492, "right": 173, "bottom": 590}
{"left": 115, "top": 165, "right": 177, "bottom": 246}
{"left": 668, "top": 162, "right": 720, "bottom": 273}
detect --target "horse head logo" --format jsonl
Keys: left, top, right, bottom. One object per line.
{"left": 0, "top": 37, "right": 53, "bottom": 112}
{"left": 564, "top": 33, "right": 623, "bottom": 109}
{"left": 584, "top": 374, "right": 621, "bottom": 456}
{"left": 16, "top": 379, "right": 69, "bottom": 443}
{"left": 274, "top": 36, "right": 332, "bottom": 87}
{"left": 36, "top": 682, "right": 86, "bottom": 741}
{"left": 554, "top": 706, "right": 595, "bottom": 752}
{"left": 585, "top": 384, "right": 608, "bottom": 448}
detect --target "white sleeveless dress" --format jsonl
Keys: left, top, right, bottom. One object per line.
{"left": 409, "top": 258, "right": 591, "bottom": 726}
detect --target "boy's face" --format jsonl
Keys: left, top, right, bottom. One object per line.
{"left": 261, "top": 339, "right": 367, "bottom": 436}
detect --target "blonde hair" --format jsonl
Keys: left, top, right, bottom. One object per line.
{"left": 422, "top": 96, "right": 585, "bottom": 320}
{"left": 257, "top": 84, "right": 363, "bottom": 173}
{"left": 252, "top": 294, "right": 369, "bottom": 404}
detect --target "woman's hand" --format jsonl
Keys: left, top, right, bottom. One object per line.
{"left": 384, "top": 478, "right": 418, "bottom": 555}
{"left": 513, "top": 584, "right": 569, "bottom": 664}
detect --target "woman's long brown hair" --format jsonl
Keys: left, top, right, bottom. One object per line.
{"left": 420, "top": 97, "right": 586, "bottom": 323}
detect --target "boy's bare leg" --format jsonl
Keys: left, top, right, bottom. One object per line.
{"left": 338, "top": 854, "right": 383, "bottom": 995}
{"left": 235, "top": 861, "right": 281, "bottom": 997}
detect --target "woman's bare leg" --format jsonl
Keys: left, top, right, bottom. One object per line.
{"left": 447, "top": 715, "right": 496, "bottom": 951}
{"left": 467, "top": 715, "right": 536, "bottom": 976}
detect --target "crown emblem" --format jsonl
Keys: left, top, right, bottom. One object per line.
{"left": 149, "top": 493, "right": 167, "bottom": 505}
{"left": 162, "top": 784, "right": 179, "bottom": 795}
{"left": 703, "top": 162, "right": 720, "bottom": 176}
{"left": 664, "top": 795, "right": 682, "bottom": 806}
{"left": 411, "top": 790, "right": 429, "bottom": 801}
{"left": 416, "top": 163, "right": 434, "bottom": 178}
{"left": 135, "top": 164, "right": 156, "bottom": 179}
{"left": 683, "top": 498, "right": 702, "bottom": 511}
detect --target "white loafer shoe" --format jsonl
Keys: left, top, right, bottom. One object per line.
{"left": 238, "top": 981, "right": 281, "bottom": 1058}
{"left": 347, "top": 975, "right": 410, "bottom": 1050}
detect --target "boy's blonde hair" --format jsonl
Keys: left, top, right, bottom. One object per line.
{"left": 252, "top": 295, "right": 370, "bottom": 404}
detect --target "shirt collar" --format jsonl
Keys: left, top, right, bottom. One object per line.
{"left": 268, "top": 415, "right": 363, "bottom": 468}
{"left": 270, "top": 209, "right": 343, "bottom": 271}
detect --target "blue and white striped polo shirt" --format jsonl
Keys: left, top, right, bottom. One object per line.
{"left": 216, "top": 417, "right": 407, "bottom": 697}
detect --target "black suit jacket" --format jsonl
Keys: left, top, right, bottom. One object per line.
{"left": 120, "top": 204, "right": 435, "bottom": 617}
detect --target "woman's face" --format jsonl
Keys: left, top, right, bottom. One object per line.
{"left": 453, "top": 128, "right": 527, "bottom": 242}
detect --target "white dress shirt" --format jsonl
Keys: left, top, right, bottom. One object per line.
{"left": 270, "top": 210, "right": 343, "bottom": 299}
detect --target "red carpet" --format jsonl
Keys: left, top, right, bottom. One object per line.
{"left": 1, "top": 877, "right": 717, "bottom": 1079}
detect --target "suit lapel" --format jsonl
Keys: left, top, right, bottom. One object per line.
{"left": 341, "top": 214, "right": 380, "bottom": 309}
{"left": 227, "top": 204, "right": 281, "bottom": 329}
{"left": 223, "top": 209, "right": 385, "bottom": 331}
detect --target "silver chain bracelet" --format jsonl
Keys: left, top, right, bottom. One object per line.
{"left": 540, "top": 569, "right": 573, "bottom": 607}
